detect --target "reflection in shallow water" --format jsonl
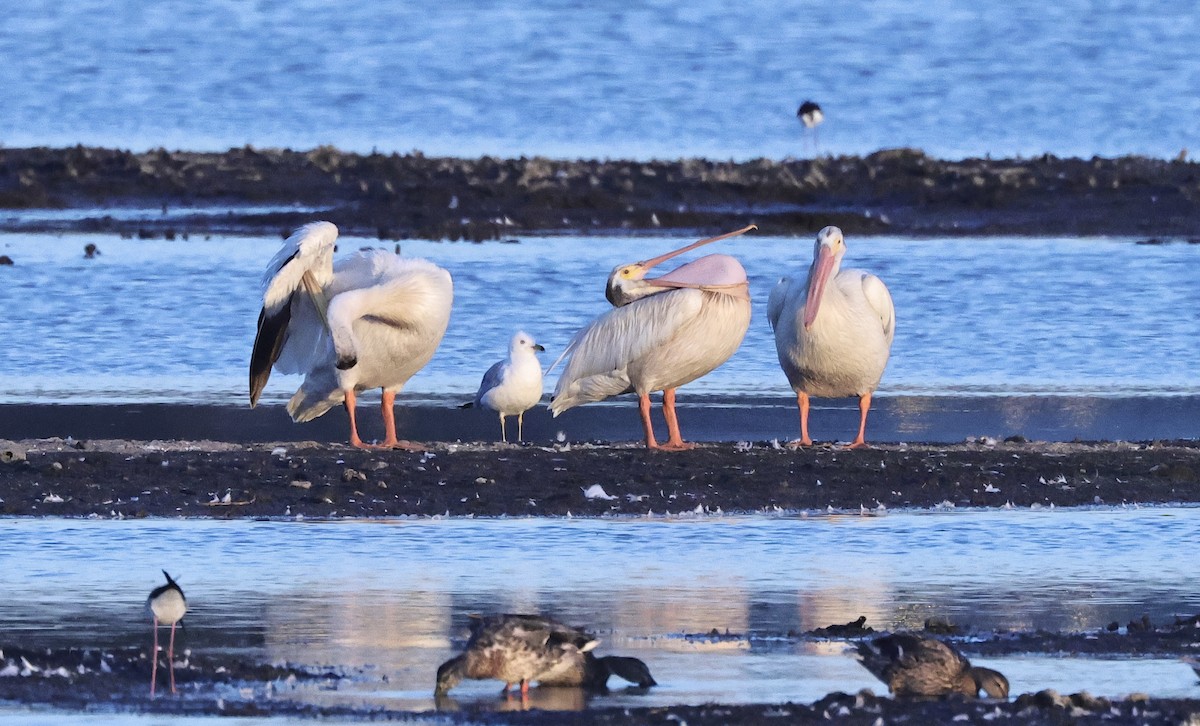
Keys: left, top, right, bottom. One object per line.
{"left": 1, "top": 510, "right": 1198, "bottom": 709}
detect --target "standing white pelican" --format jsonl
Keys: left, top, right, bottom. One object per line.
{"left": 550, "top": 226, "right": 756, "bottom": 450}
{"left": 250, "top": 221, "right": 453, "bottom": 449}
{"left": 767, "top": 225, "right": 894, "bottom": 448}
{"left": 473, "top": 331, "right": 545, "bottom": 443}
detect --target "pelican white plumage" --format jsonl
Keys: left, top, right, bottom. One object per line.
{"left": 474, "top": 331, "right": 545, "bottom": 443}
{"left": 767, "top": 225, "right": 894, "bottom": 448}
{"left": 550, "top": 226, "right": 756, "bottom": 450}
{"left": 250, "top": 221, "right": 453, "bottom": 449}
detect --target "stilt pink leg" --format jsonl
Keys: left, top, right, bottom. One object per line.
{"left": 848, "top": 392, "right": 872, "bottom": 449}
{"left": 168, "top": 622, "right": 177, "bottom": 694}
{"left": 150, "top": 617, "right": 159, "bottom": 696}
{"left": 660, "top": 388, "right": 695, "bottom": 451}
{"left": 345, "top": 389, "right": 369, "bottom": 449}
{"left": 379, "top": 390, "right": 425, "bottom": 450}
{"left": 789, "top": 392, "right": 813, "bottom": 448}
{"left": 638, "top": 393, "right": 659, "bottom": 449}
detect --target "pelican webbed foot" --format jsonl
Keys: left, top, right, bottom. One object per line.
{"left": 657, "top": 440, "right": 696, "bottom": 452}
{"left": 378, "top": 438, "right": 427, "bottom": 451}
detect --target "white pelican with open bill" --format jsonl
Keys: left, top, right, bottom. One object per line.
{"left": 549, "top": 226, "right": 756, "bottom": 450}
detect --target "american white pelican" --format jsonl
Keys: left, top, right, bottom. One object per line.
{"left": 854, "top": 634, "right": 1009, "bottom": 699}
{"left": 249, "top": 221, "right": 453, "bottom": 449}
{"left": 147, "top": 570, "right": 187, "bottom": 697}
{"left": 550, "top": 226, "right": 756, "bottom": 450}
{"left": 767, "top": 225, "right": 894, "bottom": 448}
{"left": 473, "top": 331, "right": 545, "bottom": 443}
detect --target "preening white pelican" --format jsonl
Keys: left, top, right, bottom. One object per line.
{"left": 473, "top": 331, "right": 545, "bottom": 443}
{"left": 250, "top": 221, "right": 453, "bottom": 449}
{"left": 767, "top": 225, "right": 894, "bottom": 448}
{"left": 550, "top": 226, "right": 756, "bottom": 450}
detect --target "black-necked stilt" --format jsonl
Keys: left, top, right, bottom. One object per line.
{"left": 797, "top": 100, "right": 824, "bottom": 151}
{"left": 147, "top": 570, "right": 187, "bottom": 696}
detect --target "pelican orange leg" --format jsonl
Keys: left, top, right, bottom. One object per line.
{"left": 638, "top": 393, "right": 660, "bottom": 449}
{"left": 789, "top": 391, "right": 813, "bottom": 448}
{"left": 848, "top": 392, "right": 872, "bottom": 449}
{"left": 379, "top": 390, "right": 425, "bottom": 451}
{"left": 659, "top": 388, "right": 695, "bottom": 451}
{"left": 344, "top": 388, "right": 369, "bottom": 449}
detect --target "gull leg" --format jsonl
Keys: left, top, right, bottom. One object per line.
{"left": 788, "top": 392, "right": 813, "bottom": 448}
{"left": 380, "top": 390, "right": 425, "bottom": 451}
{"left": 660, "top": 388, "right": 695, "bottom": 451}
{"left": 499, "top": 412, "right": 507, "bottom": 443}
{"left": 517, "top": 412, "right": 524, "bottom": 442}
{"left": 638, "top": 393, "right": 660, "bottom": 449}
{"left": 848, "top": 393, "right": 872, "bottom": 449}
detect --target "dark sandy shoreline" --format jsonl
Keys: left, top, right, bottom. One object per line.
{"left": 3, "top": 146, "right": 1199, "bottom": 239}
{"left": 1, "top": 437, "right": 1198, "bottom": 518}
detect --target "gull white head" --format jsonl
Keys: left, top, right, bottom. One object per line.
{"left": 606, "top": 225, "right": 756, "bottom": 306}
{"left": 510, "top": 330, "right": 545, "bottom": 356}
{"left": 803, "top": 225, "right": 846, "bottom": 329}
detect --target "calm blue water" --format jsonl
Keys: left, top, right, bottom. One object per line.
{"left": 2, "top": 229, "right": 1198, "bottom": 405}
{"left": 2, "top": 1, "right": 1197, "bottom": 160}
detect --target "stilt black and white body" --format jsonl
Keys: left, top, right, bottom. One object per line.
{"left": 473, "top": 331, "right": 545, "bottom": 442}
{"left": 147, "top": 570, "right": 187, "bottom": 696}
{"left": 796, "top": 100, "right": 824, "bottom": 150}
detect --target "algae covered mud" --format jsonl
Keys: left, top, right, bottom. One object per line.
{"left": 1, "top": 438, "right": 1199, "bottom": 518}
{"left": 3, "top": 147, "right": 1200, "bottom": 240}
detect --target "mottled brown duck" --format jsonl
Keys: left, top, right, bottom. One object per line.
{"left": 854, "top": 634, "right": 1009, "bottom": 699}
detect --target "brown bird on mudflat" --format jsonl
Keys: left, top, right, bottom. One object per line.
{"left": 434, "top": 614, "right": 656, "bottom": 697}
{"left": 854, "top": 634, "right": 1009, "bottom": 699}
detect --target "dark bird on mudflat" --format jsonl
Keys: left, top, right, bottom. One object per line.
{"left": 853, "top": 634, "right": 1009, "bottom": 699}
{"left": 435, "top": 614, "right": 656, "bottom": 698}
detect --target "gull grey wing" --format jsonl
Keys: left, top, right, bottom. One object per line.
{"left": 474, "top": 360, "right": 508, "bottom": 406}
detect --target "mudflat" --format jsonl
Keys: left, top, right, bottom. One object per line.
{"left": 4, "top": 146, "right": 1199, "bottom": 239}
{"left": 1, "top": 438, "right": 1198, "bottom": 518}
